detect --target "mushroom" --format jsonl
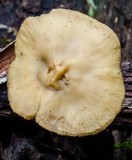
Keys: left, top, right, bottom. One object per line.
{"left": 7, "top": 9, "right": 125, "bottom": 136}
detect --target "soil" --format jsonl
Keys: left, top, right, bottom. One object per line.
{"left": 0, "top": 0, "right": 132, "bottom": 160}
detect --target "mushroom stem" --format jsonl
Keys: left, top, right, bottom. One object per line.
{"left": 48, "top": 65, "right": 69, "bottom": 90}
{"left": 38, "top": 65, "right": 69, "bottom": 90}
{"left": 53, "top": 66, "right": 68, "bottom": 81}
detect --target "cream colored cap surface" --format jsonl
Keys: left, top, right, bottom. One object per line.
{"left": 8, "top": 9, "right": 125, "bottom": 136}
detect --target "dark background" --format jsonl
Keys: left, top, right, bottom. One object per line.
{"left": 0, "top": 0, "right": 132, "bottom": 61}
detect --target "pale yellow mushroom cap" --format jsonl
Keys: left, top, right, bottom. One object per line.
{"left": 8, "top": 9, "right": 125, "bottom": 136}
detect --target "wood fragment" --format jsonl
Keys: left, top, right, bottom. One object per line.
{"left": 0, "top": 41, "right": 15, "bottom": 74}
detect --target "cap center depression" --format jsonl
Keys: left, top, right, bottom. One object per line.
{"left": 38, "top": 63, "right": 70, "bottom": 90}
